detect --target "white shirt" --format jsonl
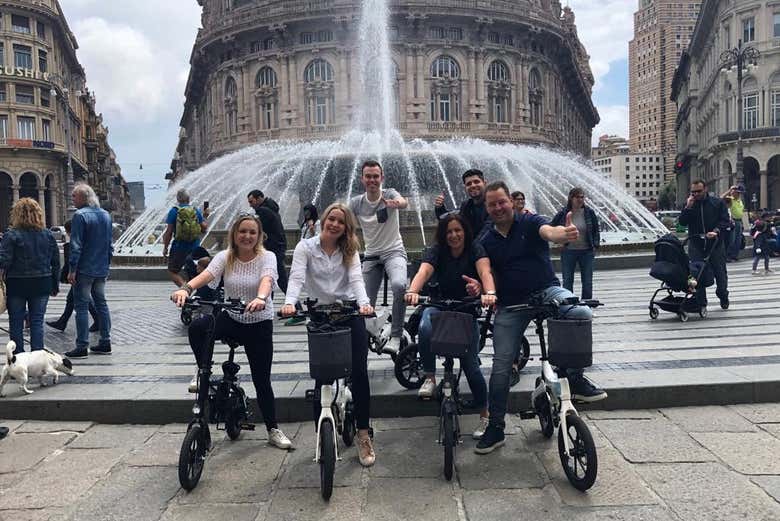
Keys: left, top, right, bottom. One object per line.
{"left": 205, "top": 249, "right": 277, "bottom": 323}
{"left": 284, "top": 236, "right": 370, "bottom": 307}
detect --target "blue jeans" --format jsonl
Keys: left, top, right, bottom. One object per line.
{"left": 489, "top": 285, "right": 592, "bottom": 430}
{"left": 727, "top": 221, "right": 743, "bottom": 259}
{"left": 561, "top": 248, "right": 594, "bottom": 300}
{"left": 7, "top": 294, "right": 49, "bottom": 352}
{"left": 418, "top": 307, "right": 487, "bottom": 410}
{"left": 74, "top": 275, "right": 111, "bottom": 349}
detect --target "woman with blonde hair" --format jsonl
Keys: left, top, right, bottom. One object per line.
{"left": 0, "top": 198, "right": 60, "bottom": 353}
{"left": 172, "top": 214, "right": 293, "bottom": 450}
{"left": 280, "top": 203, "right": 377, "bottom": 467}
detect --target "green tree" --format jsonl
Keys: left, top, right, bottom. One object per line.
{"left": 657, "top": 182, "right": 677, "bottom": 210}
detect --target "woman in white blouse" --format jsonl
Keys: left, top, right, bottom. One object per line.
{"left": 280, "top": 203, "right": 377, "bottom": 467}
{"left": 172, "top": 214, "right": 292, "bottom": 450}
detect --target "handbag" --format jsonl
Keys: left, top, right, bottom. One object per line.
{"left": 0, "top": 279, "right": 6, "bottom": 316}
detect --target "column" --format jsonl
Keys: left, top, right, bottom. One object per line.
{"left": 468, "top": 49, "right": 477, "bottom": 105}
{"left": 12, "top": 184, "right": 19, "bottom": 203}
{"left": 289, "top": 54, "right": 299, "bottom": 126}
{"left": 475, "top": 51, "right": 485, "bottom": 103}
{"left": 760, "top": 169, "right": 768, "bottom": 209}
{"left": 242, "top": 62, "right": 252, "bottom": 132}
{"left": 405, "top": 48, "right": 415, "bottom": 101}
{"left": 416, "top": 48, "right": 424, "bottom": 102}
{"left": 38, "top": 188, "right": 46, "bottom": 221}
{"left": 337, "top": 48, "right": 348, "bottom": 119}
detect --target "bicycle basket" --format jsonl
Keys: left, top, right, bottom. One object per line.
{"left": 430, "top": 311, "right": 474, "bottom": 357}
{"left": 547, "top": 319, "right": 592, "bottom": 369}
{"left": 306, "top": 322, "right": 352, "bottom": 381}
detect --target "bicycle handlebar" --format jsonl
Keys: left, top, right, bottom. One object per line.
{"left": 277, "top": 298, "right": 376, "bottom": 320}
{"left": 182, "top": 296, "right": 246, "bottom": 314}
{"left": 413, "top": 295, "right": 483, "bottom": 314}
{"left": 504, "top": 297, "right": 602, "bottom": 316}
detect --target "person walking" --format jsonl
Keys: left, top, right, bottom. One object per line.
{"left": 679, "top": 179, "right": 731, "bottom": 310}
{"left": 280, "top": 203, "right": 377, "bottom": 466}
{"left": 475, "top": 181, "right": 606, "bottom": 454}
{"left": 162, "top": 189, "right": 209, "bottom": 288}
{"left": 434, "top": 169, "right": 490, "bottom": 238}
{"left": 348, "top": 160, "right": 408, "bottom": 356}
{"left": 405, "top": 213, "right": 497, "bottom": 438}
{"left": 172, "top": 214, "right": 293, "bottom": 450}
{"left": 248, "top": 190, "right": 288, "bottom": 293}
{"left": 551, "top": 187, "right": 601, "bottom": 300}
{"left": 46, "top": 220, "right": 99, "bottom": 332}
{"left": 723, "top": 185, "right": 746, "bottom": 261}
{"left": 299, "top": 203, "right": 320, "bottom": 241}
{"left": 64, "top": 184, "right": 113, "bottom": 359}
{"left": 751, "top": 214, "right": 774, "bottom": 275}
{"left": 0, "top": 198, "right": 59, "bottom": 353}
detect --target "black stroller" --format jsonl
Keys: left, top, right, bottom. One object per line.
{"left": 648, "top": 233, "right": 715, "bottom": 322}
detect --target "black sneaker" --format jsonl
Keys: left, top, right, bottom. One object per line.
{"left": 46, "top": 320, "right": 66, "bottom": 331}
{"left": 720, "top": 297, "right": 729, "bottom": 310}
{"left": 90, "top": 343, "right": 112, "bottom": 355}
{"left": 64, "top": 348, "right": 88, "bottom": 359}
{"left": 509, "top": 366, "right": 521, "bottom": 388}
{"left": 89, "top": 323, "right": 99, "bottom": 333}
{"left": 570, "top": 374, "right": 608, "bottom": 403}
{"left": 474, "top": 424, "right": 505, "bottom": 454}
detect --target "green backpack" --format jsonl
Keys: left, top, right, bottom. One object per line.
{"left": 175, "top": 206, "right": 201, "bottom": 242}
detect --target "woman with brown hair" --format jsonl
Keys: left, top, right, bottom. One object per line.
{"left": 280, "top": 203, "right": 377, "bottom": 467}
{"left": 0, "top": 198, "right": 60, "bottom": 353}
{"left": 172, "top": 214, "right": 292, "bottom": 450}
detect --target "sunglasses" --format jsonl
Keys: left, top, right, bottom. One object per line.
{"left": 690, "top": 189, "right": 704, "bottom": 194}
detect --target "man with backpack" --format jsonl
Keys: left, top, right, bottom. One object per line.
{"left": 162, "top": 189, "right": 209, "bottom": 287}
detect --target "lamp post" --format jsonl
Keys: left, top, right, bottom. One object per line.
{"left": 719, "top": 39, "right": 760, "bottom": 187}
{"left": 49, "top": 74, "right": 77, "bottom": 218}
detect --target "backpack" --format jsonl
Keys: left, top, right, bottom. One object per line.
{"left": 175, "top": 206, "right": 201, "bottom": 242}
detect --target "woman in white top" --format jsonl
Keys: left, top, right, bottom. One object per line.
{"left": 280, "top": 203, "right": 377, "bottom": 467}
{"left": 172, "top": 214, "right": 292, "bottom": 450}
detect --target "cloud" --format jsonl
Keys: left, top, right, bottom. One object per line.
{"left": 592, "top": 105, "right": 629, "bottom": 146}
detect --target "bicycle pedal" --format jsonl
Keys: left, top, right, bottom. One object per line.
{"left": 518, "top": 410, "right": 537, "bottom": 420}
{"left": 240, "top": 423, "right": 256, "bottom": 430}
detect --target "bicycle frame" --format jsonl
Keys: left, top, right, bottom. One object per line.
{"left": 314, "top": 379, "right": 351, "bottom": 462}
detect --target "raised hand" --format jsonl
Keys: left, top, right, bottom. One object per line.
{"left": 560, "top": 211, "right": 579, "bottom": 243}
{"left": 434, "top": 193, "right": 445, "bottom": 207}
{"left": 462, "top": 275, "right": 482, "bottom": 297}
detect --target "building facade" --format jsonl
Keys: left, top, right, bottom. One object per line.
{"left": 629, "top": 0, "right": 701, "bottom": 184}
{"left": 171, "top": 0, "right": 599, "bottom": 177}
{"left": 592, "top": 135, "right": 664, "bottom": 206}
{"left": 671, "top": 0, "right": 780, "bottom": 209}
{"left": 0, "top": 0, "right": 131, "bottom": 231}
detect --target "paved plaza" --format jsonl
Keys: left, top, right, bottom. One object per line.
{"left": 0, "top": 259, "right": 777, "bottom": 422}
{"left": 2, "top": 404, "right": 780, "bottom": 521}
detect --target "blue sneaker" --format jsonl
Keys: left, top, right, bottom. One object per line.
{"left": 474, "top": 424, "right": 505, "bottom": 454}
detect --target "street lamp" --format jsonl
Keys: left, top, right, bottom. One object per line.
{"left": 719, "top": 39, "right": 760, "bottom": 187}
{"left": 48, "top": 74, "right": 80, "bottom": 218}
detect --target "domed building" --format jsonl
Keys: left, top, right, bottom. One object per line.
{"left": 171, "top": 0, "right": 599, "bottom": 178}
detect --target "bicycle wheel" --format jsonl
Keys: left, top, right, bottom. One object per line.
{"left": 225, "top": 413, "right": 242, "bottom": 440}
{"left": 319, "top": 419, "right": 336, "bottom": 501}
{"left": 515, "top": 335, "right": 531, "bottom": 371}
{"left": 342, "top": 405, "right": 356, "bottom": 447}
{"left": 535, "top": 391, "right": 555, "bottom": 439}
{"left": 443, "top": 412, "right": 455, "bottom": 481}
{"left": 558, "top": 413, "right": 597, "bottom": 491}
{"left": 394, "top": 343, "right": 425, "bottom": 389}
{"left": 178, "top": 422, "right": 208, "bottom": 491}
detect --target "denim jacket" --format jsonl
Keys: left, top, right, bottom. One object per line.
{"left": 0, "top": 228, "right": 60, "bottom": 289}
{"left": 551, "top": 205, "right": 601, "bottom": 250}
{"left": 69, "top": 206, "right": 113, "bottom": 278}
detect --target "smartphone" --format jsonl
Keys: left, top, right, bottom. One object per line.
{"left": 376, "top": 207, "right": 388, "bottom": 224}
{"left": 203, "top": 201, "right": 210, "bottom": 210}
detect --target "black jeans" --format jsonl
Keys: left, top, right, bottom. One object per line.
{"left": 57, "top": 286, "right": 98, "bottom": 325}
{"left": 188, "top": 313, "right": 278, "bottom": 431}
{"left": 312, "top": 316, "right": 371, "bottom": 430}
{"left": 275, "top": 250, "right": 288, "bottom": 294}
{"left": 689, "top": 240, "right": 728, "bottom": 306}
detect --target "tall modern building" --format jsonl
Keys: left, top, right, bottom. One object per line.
{"left": 170, "top": 0, "right": 600, "bottom": 178}
{"left": 0, "top": 0, "right": 132, "bottom": 231}
{"left": 629, "top": 0, "right": 701, "bottom": 184}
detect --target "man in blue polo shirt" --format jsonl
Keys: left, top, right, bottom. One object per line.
{"left": 476, "top": 181, "right": 606, "bottom": 454}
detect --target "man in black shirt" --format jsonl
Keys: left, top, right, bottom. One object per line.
{"left": 434, "top": 169, "right": 490, "bottom": 238}
{"left": 248, "top": 191, "right": 288, "bottom": 292}
{"left": 248, "top": 189, "right": 280, "bottom": 214}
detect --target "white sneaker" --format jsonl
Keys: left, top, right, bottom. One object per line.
{"left": 383, "top": 336, "right": 401, "bottom": 357}
{"left": 473, "top": 416, "right": 490, "bottom": 440}
{"left": 418, "top": 377, "right": 436, "bottom": 399}
{"left": 188, "top": 373, "right": 198, "bottom": 393}
{"left": 752, "top": 270, "right": 759, "bottom": 276}
{"left": 268, "top": 428, "right": 292, "bottom": 450}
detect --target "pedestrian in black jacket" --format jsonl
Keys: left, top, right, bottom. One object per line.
{"left": 434, "top": 169, "right": 490, "bottom": 238}
{"left": 679, "top": 179, "right": 731, "bottom": 309}
{"left": 248, "top": 191, "right": 288, "bottom": 292}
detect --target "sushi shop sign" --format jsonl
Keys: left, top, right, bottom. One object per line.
{"left": 0, "top": 67, "right": 49, "bottom": 81}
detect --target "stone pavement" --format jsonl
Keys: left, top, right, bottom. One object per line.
{"left": 2, "top": 404, "right": 780, "bottom": 521}
{"left": 0, "top": 259, "right": 778, "bottom": 423}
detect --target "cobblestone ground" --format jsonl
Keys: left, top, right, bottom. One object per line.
{"left": 1, "top": 404, "right": 780, "bottom": 521}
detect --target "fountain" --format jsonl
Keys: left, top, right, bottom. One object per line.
{"left": 114, "top": 0, "right": 667, "bottom": 259}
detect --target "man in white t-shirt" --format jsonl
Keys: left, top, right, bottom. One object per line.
{"left": 349, "top": 160, "right": 408, "bottom": 355}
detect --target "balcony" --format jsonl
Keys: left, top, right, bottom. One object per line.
{"left": 717, "top": 127, "right": 780, "bottom": 143}
{"left": 426, "top": 122, "right": 471, "bottom": 131}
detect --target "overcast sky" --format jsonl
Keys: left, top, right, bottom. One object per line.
{"left": 59, "top": 0, "right": 635, "bottom": 206}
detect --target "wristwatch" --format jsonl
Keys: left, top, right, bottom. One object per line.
{"left": 486, "top": 290, "right": 497, "bottom": 296}
{"left": 256, "top": 293, "right": 268, "bottom": 301}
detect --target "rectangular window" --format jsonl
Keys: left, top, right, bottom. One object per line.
{"left": 315, "top": 96, "right": 327, "bottom": 125}
{"left": 263, "top": 103, "right": 273, "bottom": 129}
{"left": 14, "top": 45, "right": 33, "bottom": 69}
{"left": 0, "top": 83, "right": 5, "bottom": 102}
{"left": 12, "top": 15, "right": 30, "bottom": 34}
{"left": 316, "top": 30, "right": 332, "bottom": 42}
{"left": 0, "top": 115, "right": 7, "bottom": 138}
{"left": 723, "top": 24, "right": 730, "bottom": 49}
{"left": 300, "top": 32, "right": 313, "bottom": 45}
{"left": 775, "top": 13, "right": 780, "bottom": 38}
{"left": 38, "top": 49, "right": 47, "bottom": 72}
{"left": 0, "top": 43, "right": 3, "bottom": 66}
{"left": 429, "top": 27, "right": 446, "bottom": 39}
{"left": 448, "top": 27, "right": 462, "bottom": 40}
{"left": 743, "top": 93, "right": 759, "bottom": 129}
{"left": 743, "top": 17, "right": 755, "bottom": 43}
{"left": 41, "top": 118, "right": 50, "bottom": 141}
{"left": 15, "top": 85, "right": 34, "bottom": 104}
{"left": 17, "top": 116, "right": 35, "bottom": 139}
{"left": 40, "top": 87, "right": 49, "bottom": 107}
{"left": 37, "top": 21, "right": 46, "bottom": 40}
{"left": 439, "top": 94, "right": 451, "bottom": 121}
{"left": 772, "top": 90, "right": 780, "bottom": 127}
{"left": 503, "top": 35, "right": 514, "bottom": 46}
{"left": 488, "top": 32, "right": 500, "bottom": 44}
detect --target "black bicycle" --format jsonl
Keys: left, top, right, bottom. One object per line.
{"left": 177, "top": 297, "right": 254, "bottom": 491}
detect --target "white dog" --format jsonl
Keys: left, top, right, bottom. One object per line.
{"left": 0, "top": 341, "right": 74, "bottom": 396}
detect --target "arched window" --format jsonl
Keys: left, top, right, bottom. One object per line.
{"left": 304, "top": 59, "right": 335, "bottom": 126}
{"left": 487, "top": 60, "right": 511, "bottom": 123}
{"left": 255, "top": 67, "right": 279, "bottom": 130}
{"left": 224, "top": 76, "right": 238, "bottom": 135}
{"left": 430, "top": 56, "right": 461, "bottom": 122}
{"left": 528, "top": 68, "right": 543, "bottom": 127}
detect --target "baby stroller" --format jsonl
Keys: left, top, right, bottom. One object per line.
{"left": 648, "top": 233, "right": 715, "bottom": 322}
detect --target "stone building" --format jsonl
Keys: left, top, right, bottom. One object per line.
{"left": 671, "top": 0, "right": 780, "bottom": 210}
{"left": 0, "top": 0, "right": 131, "bottom": 231}
{"left": 171, "top": 0, "right": 599, "bottom": 177}
{"left": 592, "top": 134, "right": 664, "bottom": 207}
{"left": 629, "top": 0, "right": 701, "bottom": 184}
